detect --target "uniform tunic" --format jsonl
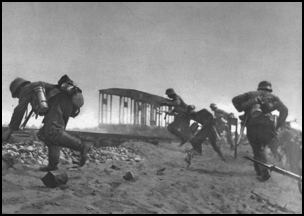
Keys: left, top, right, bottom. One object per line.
{"left": 232, "top": 90, "right": 288, "bottom": 178}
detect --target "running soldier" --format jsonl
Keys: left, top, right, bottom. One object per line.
{"left": 210, "top": 103, "right": 235, "bottom": 149}
{"left": 185, "top": 108, "right": 226, "bottom": 166}
{"left": 161, "top": 88, "right": 193, "bottom": 146}
{"left": 2, "top": 75, "right": 91, "bottom": 171}
{"left": 232, "top": 81, "right": 288, "bottom": 181}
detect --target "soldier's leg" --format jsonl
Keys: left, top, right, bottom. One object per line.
{"left": 254, "top": 143, "right": 271, "bottom": 181}
{"left": 37, "top": 127, "right": 60, "bottom": 171}
{"left": 247, "top": 126, "right": 262, "bottom": 176}
{"left": 39, "top": 144, "right": 61, "bottom": 172}
{"left": 249, "top": 143, "right": 262, "bottom": 176}
{"left": 44, "top": 123, "right": 91, "bottom": 166}
{"left": 226, "top": 125, "right": 234, "bottom": 149}
{"left": 208, "top": 126, "right": 225, "bottom": 161}
{"left": 184, "top": 128, "right": 208, "bottom": 166}
{"left": 168, "top": 122, "right": 185, "bottom": 143}
{"left": 189, "top": 128, "right": 209, "bottom": 154}
{"left": 248, "top": 125, "right": 271, "bottom": 181}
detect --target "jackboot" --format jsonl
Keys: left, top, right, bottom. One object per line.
{"left": 79, "top": 141, "right": 92, "bottom": 166}
{"left": 39, "top": 145, "right": 60, "bottom": 172}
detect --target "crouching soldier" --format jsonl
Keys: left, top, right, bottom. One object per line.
{"left": 185, "top": 108, "right": 226, "bottom": 166}
{"left": 162, "top": 88, "right": 193, "bottom": 146}
{"left": 210, "top": 103, "right": 235, "bottom": 149}
{"left": 232, "top": 81, "right": 288, "bottom": 181}
{"left": 2, "top": 75, "right": 91, "bottom": 171}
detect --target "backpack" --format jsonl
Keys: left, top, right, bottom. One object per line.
{"left": 58, "top": 75, "right": 84, "bottom": 117}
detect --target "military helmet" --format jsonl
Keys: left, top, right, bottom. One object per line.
{"left": 257, "top": 81, "right": 272, "bottom": 92}
{"left": 165, "top": 88, "right": 176, "bottom": 96}
{"left": 58, "top": 74, "right": 74, "bottom": 86}
{"left": 210, "top": 103, "right": 217, "bottom": 110}
{"left": 9, "top": 77, "right": 30, "bottom": 98}
{"left": 187, "top": 105, "right": 196, "bottom": 111}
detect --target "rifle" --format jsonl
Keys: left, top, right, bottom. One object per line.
{"left": 236, "top": 115, "right": 248, "bottom": 146}
{"left": 20, "top": 108, "right": 34, "bottom": 130}
{"left": 243, "top": 156, "right": 302, "bottom": 193}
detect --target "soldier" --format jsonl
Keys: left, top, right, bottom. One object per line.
{"left": 185, "top": 108, "right": 226, "bottom": 166}
{"left": 210, "top": 103, "right": 235, "bottom": 149}
{"left": 161, "top": 88, "right": 193, "bottom": 146}
{"left": 232, "top": 81, "right": 288, "bottom": 181}
{"left": 2, "top": 75, "right": 91, "bottom": 171}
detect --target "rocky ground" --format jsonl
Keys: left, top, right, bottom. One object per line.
{"left": 2, "top": 131, "right": 302, "bottom": 214}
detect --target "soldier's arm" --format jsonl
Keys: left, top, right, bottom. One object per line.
{"left": 275, "top": 98, "right": 288, "bottom": 129}
{"left": 8, "top": 97, "right": 30, "bottom": 131}
{"left": 232, "top": 93, "right": 252, "bottom": 112}
{"left": 160, "top": 98, "right": 181, "bottom": 108}
{"left": 160, "top": 98, "right": 176, "bottom": 107}
{"left": 42, "top": 82, "right": 58, "bottom": 90}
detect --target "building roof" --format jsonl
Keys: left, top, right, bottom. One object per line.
{"left": 99, "top": 88, "right": 170, "bottom": 106}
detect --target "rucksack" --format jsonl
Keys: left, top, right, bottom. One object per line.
{"left": 57, "top": 75, "right": 84, "bottom": 117}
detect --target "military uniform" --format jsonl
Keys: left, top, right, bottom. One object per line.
{"left": 212, "top": 107, "right": 234, "bottom": 149}
{"left": 37, "top": 91, "right": 86, "bottom": 170}
{"left": 8, "top": 81, "right": 56, "bottom": 131}
{"left": 5, "top": 76, "right": 89, "bottom": 171}
{"left": 232, "top": 82, "right": 288, "bottom": 181}
{"left": 162, "top": 90, "right": 192, "bottom": 144}
{"left": 189, "top": 108, "right": 225, "bottom": 160}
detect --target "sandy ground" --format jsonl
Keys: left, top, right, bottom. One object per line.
{"left": 2, "top": 141, "right": 302, "bottom": 214}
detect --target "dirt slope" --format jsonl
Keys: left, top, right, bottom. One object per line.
{"left": 2, "top": 141, "right": 302, "bottom": 214}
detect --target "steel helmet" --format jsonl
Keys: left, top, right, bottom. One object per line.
{"left": 165, "top": 88, "right": 176, "bottom": 96}
{"left": 187, "top": 105, "right": 196, "bottom": 111}
{"left": 9, "top": 77, "right": 30, "bottom": 98}
{"left": 257, "top": 81, "right": 272, "bottom": 92}
{"left": 58, "top": 74, "right": 74, "bottom": 86}
{"left": 210, "top": 103, "right": 217, "bottom": 110}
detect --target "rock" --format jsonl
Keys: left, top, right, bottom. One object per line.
{"left": 156, "top": 168, "right": 166, "bottom": 175}
{"left": 41, "top": 171, "right": 68, "bottom": 188}
{"left": 134, "top": 156, "right": 141, "bottom": 162}
{"left": 110, "top": 165, "right": 120, "bottom": 170}
{"left": 123, "top": 171, "right": 135, "bottom": 181}
{"left": 2, "top": 140, "right": 143, "bottom": 167}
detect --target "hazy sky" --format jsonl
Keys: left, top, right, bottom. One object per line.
{"left": 2, "top": 2, "right": 302, "bottom": 129}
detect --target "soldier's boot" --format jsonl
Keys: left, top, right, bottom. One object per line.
{"left": 185, "top": 142, "right": 202, "bottom": 167}
{"left": 39, "top": 145, "right": 60, "bottom": 172}
{"left": 79, "top": 141, "right": 92, "bottom": 166}
{"left": 184, "top": 150, "right": 194, "bottom": 167}
{"left": 256, "top": 168, "right": 271, "bottom": 182}
{"left": 52, "top": 131, "right": 92, "bottom": 167}
{"left": 255, "top": 148, "right": 271, "bottom": 181}
{"left": 210, "top": 141, "right": 226, "bottom": 161}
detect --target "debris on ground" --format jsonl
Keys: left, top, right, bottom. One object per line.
{"left": 2, "top": 140, "right": 142, "bottom": 167}
{"left": 156, "top": 167, "right": 166, "bottom": 175}
{"left": 123, "top": 171, "right": 135, "bottom": 181}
